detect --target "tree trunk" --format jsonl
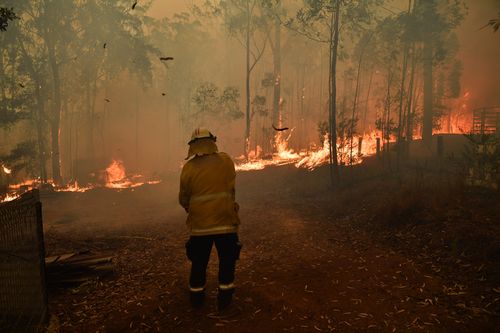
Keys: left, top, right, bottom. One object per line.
{"left": 91, "top": 79, "right": 98, "bottom": 160}
{"left": 362, "top": 70, "right": 374, "bottom": 134}
{"left": 85, "top": 79, "right": 95, "bottom": 162}
{"left": 397, "top": 1, "right": 412, "bottom": 165}
{"left": 422, "top": 0, "right": 434, "bottom": 146}
{"left": 135, "top": 91, "right": 140, "bottom": 170}
{"left": 47, "top": 38, "right": 62, "bottom": 184}
{"left": 405, "top": 43, "right": 417, "bottom": 145}
{"left": 19, "top": 42, "right": 47, "bottom": 182}
{"left": 349, "top": 45, "right": 365, "bottom": 165}
{"left": 272, "top": 1, "right": 281, "bottom": 129}
{"left": 35, "top": 83, "right": 47, "bottom": 183}
{"left": 244, "top": 0, "right": 251, "bottom": 159}
{"left": 300, "top": 64, "right": 305, "bottom": 150}
{"left": 328, "top": 0, "right": 341, "bottom": 186}
{"left": 384, "top": 67, "right": 393, "bottom": 151}
{"left": 103, "top": 76, "right": 109, "bottom": 159}
{"left": 422, "top": 40, "right": 433, "bottom": 145}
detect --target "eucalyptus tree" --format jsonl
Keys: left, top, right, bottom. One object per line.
{"left": 373, "top": 16, "right": 402, "bottom": 151}
{"left": 261, "top": 0, "right": 285, "bottom": 130}
{"left": 348, "top": 31, "right": 374, "bottom": 164}
{"left": 0, "top": 1, "right": 49, "bottom": 181}
{"left": 39, "top": 1, "right": 81, "bottom": 183}
{"left": 368, "top": 5, "right": 415, "bottom": 163}
{"left": 74, "top": 0, "right": 157, "bottom": 163}
{"left": 414, "top": 0, "right": 465, "bottom": 145}
{"left": 191, "top": 82, "right": 243, "bottom": 124}
{"left": 289, "top": 0, "right": 383, "bottom": 185}
{"left": 194, "top": 0, "right": 271, "bottom": 158}
{"left": 1, "top": 0, "right": 158, "bottom": 184}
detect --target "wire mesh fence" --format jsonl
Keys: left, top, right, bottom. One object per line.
{"left": 0, "top": 189, "right": 47, "bottom": 333}
{"left": 472, "top": 107, "right": 500, "bottom": 135}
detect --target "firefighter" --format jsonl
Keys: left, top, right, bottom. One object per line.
{"left": 179, "top": 128, "right": 242, "bottom": 310}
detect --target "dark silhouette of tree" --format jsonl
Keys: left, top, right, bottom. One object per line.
{"left": 0, "top": 7, "right": 17, "bottom": 31}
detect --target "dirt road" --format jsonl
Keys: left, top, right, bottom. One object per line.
{"left": 43, "top": 166, "right": 499, "bottom": 332}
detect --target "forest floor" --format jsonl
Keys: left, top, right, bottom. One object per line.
{"left": 42, "top": 155, "right": 500, "bottom": 333}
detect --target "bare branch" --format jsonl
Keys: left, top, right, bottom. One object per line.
{"left": 249, "top": 36, "right": 267, "bottom": 73}
{"left": 284, "top": 20, "right": 329, "bottom": 43}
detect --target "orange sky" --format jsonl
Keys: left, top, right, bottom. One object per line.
{"left": 147, "top": 0, "right": 194, "bottom": 18}
{"left": 147, "top": 0, "right": 500, "bottom": 107}
{"left": 456, "top": 0, "right": 500, "bottom": 107}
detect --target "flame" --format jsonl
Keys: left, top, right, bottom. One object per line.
{"left": 104, "top": 159, "right": 161, "bottom": 189}
{"left": 105, "top": 159, "right": 142, "bottom": 189}
{"left": 248, "top": 145, "right": 263, "bottom": 160}
{"left": 295, "top": 135, "right": 331, "bottom": 170}
{"left": 106, "top": 159, "right": 126, "bottom": 185}
{"left": 8, "top": 179, "right": 38, "bottom": 190}
{"left": 275, "top": 131, "right": 301, "bottom": 161}
{"left": 236, "top": 131, "right": 302, "bottom": 171}
{"left": 236, "top": 130, "right": 388, "bottom": 172}
{"left": 238, "top": 89, "right": 473, "bottom": 172}
{"left": 55, "top": 181, "right": 92, "bottom": 193}
{"left": 0, "top": 192, "right": 20, "bottom": 203}
{"left": 434, "top": 91, "right": 473, "bottom": 134}
{"left": 1, "top": 159, "right": 161, "bottom": 202}
{"left": 2, "top": 165, "right": 11, "bottom": 174}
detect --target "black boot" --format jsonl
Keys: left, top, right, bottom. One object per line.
{"left": 217, "top": 288, "right": 234, "bottom": 311}
{"left": 190, "top": 290, "right": 205, "bottom": 309}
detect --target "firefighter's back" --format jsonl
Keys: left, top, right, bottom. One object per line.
{"left": 183, "top": 152, "right": 240, "bottom": 236}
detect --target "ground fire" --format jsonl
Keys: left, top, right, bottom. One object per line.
{"left": 0, "top": 159, "right": 161, "bottom": 203}
{"left": 0, "top": 1, "right": 499, "bottom": 332}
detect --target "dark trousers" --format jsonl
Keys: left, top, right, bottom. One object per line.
{"left": 186, "top": 233, "right": 241, "bottom": 291}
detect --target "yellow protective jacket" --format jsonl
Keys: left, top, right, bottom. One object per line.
{"left": 179, "top": 151, "right": 240, "bottom": 236}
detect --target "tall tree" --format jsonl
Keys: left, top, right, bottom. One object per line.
{"left": 1, "top": 2, "right": 48, "bottom": 181}
{"left": 416, "top": 0, "right": 465, "bottom": 145}
{"left": 261, "top": 0, "right": 284, "bottom": 130}
{"left": 1, "top": 0, "right": 157, "bottom": 184}
{"left": 74, "top": 0, "right": 157, "bottom": 164}
{"left": 290, "top": 0, "right": 383, "bottom": 185}
{"left": 195, "top": 0, "right": 269, "bottom": 158}
{"left": 24, "top": 0, "right": 80, "bottom": 184}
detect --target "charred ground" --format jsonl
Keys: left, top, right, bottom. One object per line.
{"left": 42, "top": 149, "right": 500, "bottom": 333}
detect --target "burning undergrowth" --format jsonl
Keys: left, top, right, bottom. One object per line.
{"left": 235, "top": 130, "right": 388, "bottom": 172}
{"left": 0, "top": 159, "right": 161, "bottom": 203}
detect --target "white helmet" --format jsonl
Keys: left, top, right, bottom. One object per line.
{"left": 189, "top": 128, "right": 217, "bottom": 144}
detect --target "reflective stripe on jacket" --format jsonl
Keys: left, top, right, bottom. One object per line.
{"left": 179, "top": 152, "right": 240, "bottom": 236}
